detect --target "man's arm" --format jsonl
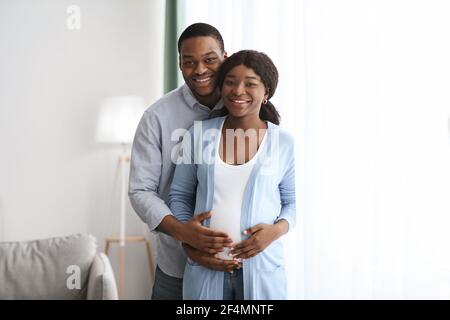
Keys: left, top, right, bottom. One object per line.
{"left": 129, "top": 111, "right": 231, "bottom": 252}
{"left": 128, "top": 110, "right": 172, "bottom": 232}
{"left": 159, "top": 212, "right": 232, "bottom": 254}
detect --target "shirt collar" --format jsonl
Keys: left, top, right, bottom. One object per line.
{"left": 181, "top": 83, "right": 224, "bottom": 112}
{"left": 181, "top": 84, "right": 198, "bottom": 110}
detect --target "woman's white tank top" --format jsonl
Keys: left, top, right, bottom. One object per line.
{"left": 209, "top": 120, "right": 267, "bottom": 260}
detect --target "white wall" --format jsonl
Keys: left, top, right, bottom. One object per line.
{"left": 0, "top": 0, "right": 165, "bottom": 299}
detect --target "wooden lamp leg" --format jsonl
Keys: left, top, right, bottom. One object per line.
{"left": 104, "top": 239, "right": 110, "bottom": 255}
{"left": 118, "top": 244, "right": 125, "bottom": 300}
{"left": 145, "top": 241, "right": 155, "bottom": 281}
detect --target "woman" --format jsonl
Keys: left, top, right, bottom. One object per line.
{"left": 169, "top": 50, "right": 296, "bottom": 300}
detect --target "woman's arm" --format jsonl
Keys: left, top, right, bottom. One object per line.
{"left": 276, "top": 145, "right": 297, "bottom": 231}
{"left": 169, "top": 163, "right": 197, "bottom": 222}
{"left": 169, "top": 129, "right": 232, "bottom": 253}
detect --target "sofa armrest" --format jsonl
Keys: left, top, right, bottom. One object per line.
{"left": 87, "top": 252, "right": 118, "bottom": 300}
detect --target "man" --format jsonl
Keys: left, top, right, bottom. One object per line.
{"left": 129, "top": 23, "right": 240, "bottom": 300}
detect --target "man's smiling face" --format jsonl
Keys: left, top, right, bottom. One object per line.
{"left": 179, "top": 36, "right": 226, "bottom": 101}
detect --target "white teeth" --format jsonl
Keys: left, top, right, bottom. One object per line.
{"left": 194, "top": 77, "right": 211, "bottom": 83}
{"left": 231, "top": 99, "right": 248, "bottom": 104}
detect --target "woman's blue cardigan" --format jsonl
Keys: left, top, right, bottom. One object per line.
{"left": 169, "top": 116, "right": 296, "bottom": 300}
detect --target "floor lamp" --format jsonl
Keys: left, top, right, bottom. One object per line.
{"left": 96, "top": 95, "right": 155, "bottom": 299}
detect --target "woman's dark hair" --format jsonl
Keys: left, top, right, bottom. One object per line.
{"left": 178, "top": 23, "right": 225, "bottom": 53}
{"left": 217, "top": 50, "right": 281, "bottom": 125}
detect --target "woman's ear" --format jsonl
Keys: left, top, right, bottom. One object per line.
{"left": 265, "top": 88, "right": 270, "bottom": 99}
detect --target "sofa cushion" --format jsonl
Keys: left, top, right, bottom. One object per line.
{"left": 0, "top": 234, "right": 97, "bottom": 299}
{"left": 87, "top": 252, "right": 118, "bottom": 300}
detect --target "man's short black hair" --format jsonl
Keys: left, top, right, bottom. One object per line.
{"left": 177, "top": 23, "right": 225, "bottom": 53}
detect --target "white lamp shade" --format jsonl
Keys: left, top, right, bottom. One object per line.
{"left": 96, "top": 95, "right": 146, "bottom": 144}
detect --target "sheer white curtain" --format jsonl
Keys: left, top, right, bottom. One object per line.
{"left": 177, "top": 0, "right": 450, "bottom": 299}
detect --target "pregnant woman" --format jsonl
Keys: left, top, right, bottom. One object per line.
{"left": 169, "top": 50, "right": 296, "bottom": 300}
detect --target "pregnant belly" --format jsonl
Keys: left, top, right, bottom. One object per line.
{"left": 209, "top": 205, "right": 242, "bottom": 261}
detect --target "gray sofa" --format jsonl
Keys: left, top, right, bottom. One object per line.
{"left": 0, "top": 233, "right": 118, "bottom": 300}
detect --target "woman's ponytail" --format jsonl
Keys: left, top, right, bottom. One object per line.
{"left": 259, "top": 101, "right": 280, "bottom": 125}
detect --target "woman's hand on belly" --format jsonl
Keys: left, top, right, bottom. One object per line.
{"left": 230, "top": 219, "right": 289, "bottom": 259}
{"left": 182, "top": 243, "right": 242, "bottom": 272}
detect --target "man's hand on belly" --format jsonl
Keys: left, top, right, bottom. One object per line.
{"left": 180, "top": 211, "right": 233, "bottom": 254}
{"left": 182, "top": 243, "right": 242, "bottom": 273}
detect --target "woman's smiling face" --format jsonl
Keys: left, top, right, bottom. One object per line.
{"left": 221, "top": 64, "right": 268, "bottom": 120}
